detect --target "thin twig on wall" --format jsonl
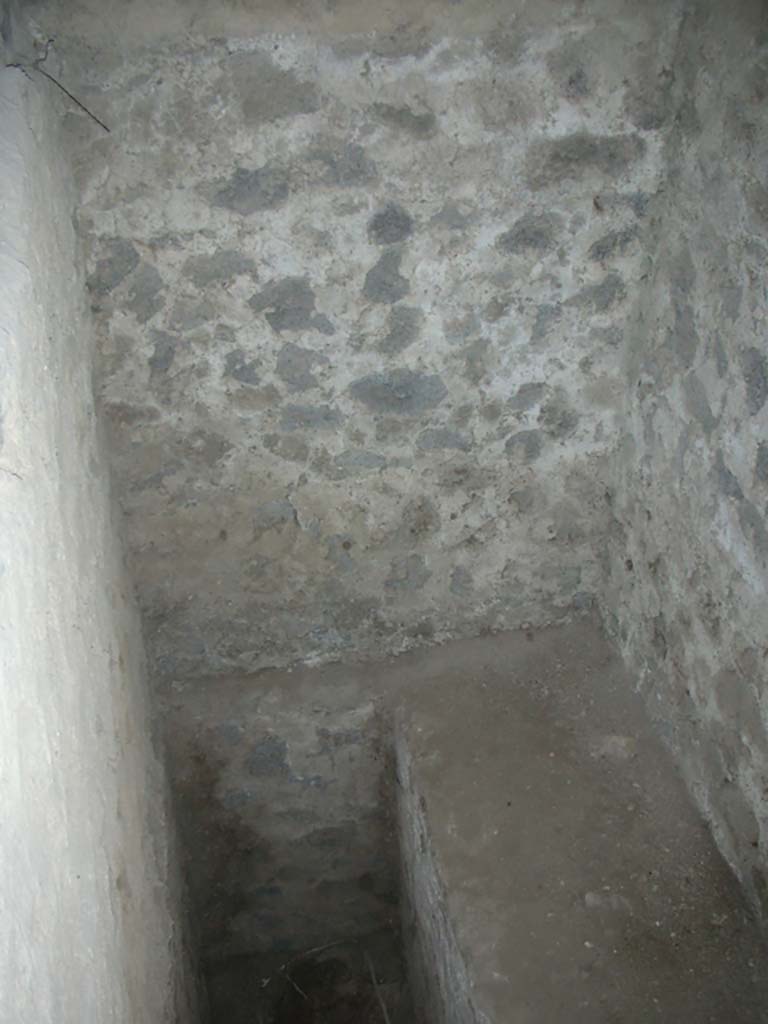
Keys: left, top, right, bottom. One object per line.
{"left": 5, "top": 37, "right": 110, "bottom": 133}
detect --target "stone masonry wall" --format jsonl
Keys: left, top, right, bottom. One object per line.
{"left": 604, "top": 0, "right": 768, "bottom": 918}
{"left": 33, "top": 0, "right": 674, "bottom": 680}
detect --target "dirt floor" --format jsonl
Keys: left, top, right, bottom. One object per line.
{"left": 205, "top": 929, "right": 412, "bottom": 1024}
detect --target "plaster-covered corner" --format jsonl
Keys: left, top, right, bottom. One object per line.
{"left": 604, "top": 1, "right": 768, "bottom": 918}
{"left": 0, "top": 64, "right": 202, "bottom": 1022}
{"left": 32, "top": 0, "right": 677, "bottom": 680}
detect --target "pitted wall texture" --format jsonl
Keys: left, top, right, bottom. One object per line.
{"left": 0, "top": 37, "right": 201, "bottom": 1023}
{"left": 604, "top": 1, "right": 768, "bottom": 919}
{"left": 35, "top": 0, "right": 673, "bottom": 679}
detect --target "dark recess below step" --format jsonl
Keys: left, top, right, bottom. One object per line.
{"left": 205, "top": 928, "right": 413, "bottom": 1024}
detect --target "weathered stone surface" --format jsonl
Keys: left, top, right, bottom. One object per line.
{"left": 230, "top": 51, "right": 320, "bottom": 125}
{"left": 568, "top": 273, "right": 626, "bottom": 313}
{"left": 505, "top": 429, "right": 542, "bottom": 462}
{"left": 304, "top": 141, "right": 378, "bottom": 187}
{"left": 448, "top": 565, "right": 472, "bottom": 597}
{"left": 368, "top": 202, "right": 415, "bottom": 245}
{"left": 87, "top": 237, "right": 139, "bottom": 295}
{"left": 279, "top": 403, "right": 343, "bottom": 431}
{"left": 755, "top": 442, "right": 768, "bottom": 485}
{"left": 349, "top": 369, "right": 447, "bottom": 415}
{"left": 683, "top": 374, "right": 717, "bottom": 435}
{"left": 212, "top": 164, "right": 290, "bottom": 215}
{"left": 588, "top": 226, "right": 639, "bottom": 262}
{"left": 416, "top": 427, "right": 469, "bottom": 451}
{"left": 531, "top": 302, "right": 561, "bottom": 341}
{"left": 603, "top": 0, "right": 768, "bottom": 924}
{"left": 378, "top": 305, "right": 423, "bottom": 354}
{"left": 363, "top": 248, "right": 410, "bottom": 304}
{"left": 124, "top": 262, "right": 164, "bottom": 322}
{"left": 496, "top": 211, "right": 563, "bottom": 254}
{"left": 145, "top": 326, "right": 174, "bottom": 369}
{"left": 249, "top": 277, "right": 334, "bottom": 334}
{"left": 526, "top": 132, "right": 646, "bottom": 190}
{"left": 539, "top": 391, "right": 580, "bottom": 439}
{"left": 168, "top": 296, "right": 216, "bottom": 331}
{"left": 224, "top": 348, "right": 260, "bottom": 385}
{"left": 275, "top": 342, "right": 329, "bottom": 392}
{"left": 333, "top": 449, "right": 387, "bottom": 474}
{"left": 183, "top": 250, "right": 257, "bottom": 287}
{"left": 253, "top": 498, "right": 297, "bottom": 534}
{"left": 385, "top": 553, "right": 430, "bottom": 590}
{"left": 546, "top": 42, "right": 591, "bottom": 100}
{"left": 371, "top": 102, "right": 437, "bottom": 138}
{"left": 745, "top": 181, "right": 768, "bottom": 232}
{"left": 741, "top": 347, "right": 768, "bottom": 415}
{"left": 624, "top": 59, "right": 675, "bottom": 130}
{"left": 669, "top": 300, "right": 699, "bottom": 369}
{"left": 509, "top": 381, "right": 546, "bottom": 412}
{"left": 714, "top": 451, "right": 743, "bottom": 500}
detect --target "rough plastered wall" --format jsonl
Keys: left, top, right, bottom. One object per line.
{"left": 29, "top": 0, "right": 675, "bottom": 680}
{"left": 0, "top": 11, "right": 202, "bottom": 1022}
{"left": 603, "top": 0, "right": 768, "bottom": 917}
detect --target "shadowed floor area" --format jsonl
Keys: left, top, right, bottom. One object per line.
{"left": 205, "top": 929, "right": 411, "bottom": 1023}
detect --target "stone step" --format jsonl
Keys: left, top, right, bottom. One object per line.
{"left": 396, "top": 622, "right": 768, "bottom": 1023}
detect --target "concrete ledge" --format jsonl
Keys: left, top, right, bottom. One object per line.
{"left": 396, "top": 622, "right": 768, "bottom": 1023}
